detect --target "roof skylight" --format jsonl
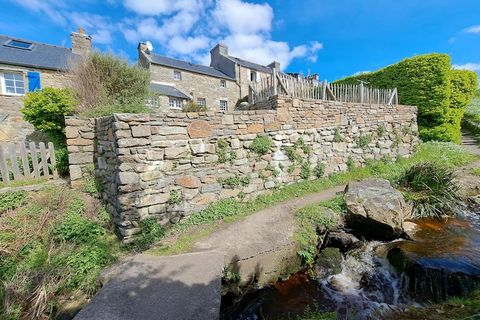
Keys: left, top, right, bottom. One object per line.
{"left": 4, "top": 39, "right": 34, "bottom": 50}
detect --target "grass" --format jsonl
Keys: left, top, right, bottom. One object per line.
{"left": 0, "top": 177, "right": 49, "bottom": 189}
{"left": 148, "top": 141, "right": 475, "bottom": 256}
{"left": 0, "top": 186, "right": 123, "bottom": 320}
{"left": 384, "top": 289, "right": 480, "bottom": 320}
{"left": 295, "top": 305, "right": 337, "bottom": 320}
{"left": 472, "top": 168, "right": 480, "bottom": 176}
{"left": 294, "top": 196, "right": 344, "bottom": 265}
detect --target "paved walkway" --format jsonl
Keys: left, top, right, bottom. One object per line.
{"left": 74, "top": 185, "right": 345, "bottom": 320}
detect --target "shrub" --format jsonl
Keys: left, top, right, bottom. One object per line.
{"left": 315, "top": 162, "right": 325, "bottom": 178}
{"left": 356, "top": 134, "right": 372, "bottom": 148}
{"left": 168, "top": 190, "right": 182, "bottom": 205}
{"left": 398, "top": 162, "right": 459, "bottom": 218}
{"left": 300, "top": 161, "right": 312, "bottom": 180}
{"left": 72, "top": 52, "right": 150, "bottom": 116}
{"left": 21, "top": 87, "right": 74, "bottom": 145}
{"left": 54, "top": 146, "right": 70, "bottom": 176}
{"left": 333, "top": 128, "right": 344, "bottom": 142}
{"left": 250, "top": 135, "right": 272, "bottom": 155}
{"left": 182, "top": 101, "right": 207, "bottom": 112}
{"left": 335, "top": 53, "right": 478, "bottom": 142}
{"left": 235, "top": 95, "right": 249, "bottom": 109}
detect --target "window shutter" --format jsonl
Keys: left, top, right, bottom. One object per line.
{"left": 27, "top": 71, "right": 41, "bottom": 92}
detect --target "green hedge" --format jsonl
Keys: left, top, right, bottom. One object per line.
{"left": 335, "top": 54, "right": 478, "bottom": 143}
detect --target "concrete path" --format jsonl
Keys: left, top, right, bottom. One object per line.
{"left": 74, "top": 185, "right": 345, "bottom": 320}
{"left": 74, "top": 252, "right": 224, "bottom": 320}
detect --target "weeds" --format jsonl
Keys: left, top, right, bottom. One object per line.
{"left": 250, "top": 135, "right": 272, "bottom": 156}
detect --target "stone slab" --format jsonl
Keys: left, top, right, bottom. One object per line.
{"left": 74, "top": 252, "right": 224, "bottom": 320}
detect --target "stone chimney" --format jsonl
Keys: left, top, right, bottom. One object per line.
{"left": 210, "top": 43, "right": 229, "bottom": 59}
{"left": 268, "top": 61, "right": 281, "bottom": 70}
{"left": 71, "top": 28, "right": 92, "bottom": 56}
{"left": 138, "top": 42, "right": 150, "bottom": 54}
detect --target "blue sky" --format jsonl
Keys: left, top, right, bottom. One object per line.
{"left": 1, "top": 0, "right": 479, "bottom": 81}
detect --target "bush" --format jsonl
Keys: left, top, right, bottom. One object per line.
{"left": 55, "top": 146, "right": 70, "bottom": 176}
{"left": 182, "top": 101, "right": 207, "bottom": 112}
{"left": 250, "top": 135, "right": 272, "bottom": 155}
{"left": 21, "top": 87, "right": 74, "bottom": 145}
{"left": 335, "top": 54, "right": 478, "bottom": 142}
{"left": 72, "top": 52, "right": 150, "bottom": 117}
{"left": 398, "top": 162, "right": 460, "bottom": 218}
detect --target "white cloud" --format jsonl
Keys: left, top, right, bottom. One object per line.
{"left": 464, "top": 25, "right": 480, "bottom": 34}
{"left": 212, "top": 0, "right": 273, "bottom": 35}
{"left": 71, "top": 12, "right": 116, "bottom": 45}
{"left": 121, "top": 0, "right": 323, "bottom": 70}
{"left": 13, "top": 0, "right": 67, "bottom": 25}
{"left": 353, "top": 70, "right": 371, "bottom": 76}
{"left": 453, "top": 63, "right": 480, "bottom": 71}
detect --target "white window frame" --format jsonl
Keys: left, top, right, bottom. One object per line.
{"left": 197, "top": 97, "right": 206, "bottom": 106}
{"left": 219, "top": 100, "right": 227, "bottom": 112}
{"left": 0, "top": 71, "right": 25, "bottom": 96}
{"left": 169, "top": 97, "right": 183, "bottom": 110}
{"left": 173, "top": 70, "right": 182, "bottom": 81}
{"left": 220, "top": 79, "right": 226, "bottom": 88}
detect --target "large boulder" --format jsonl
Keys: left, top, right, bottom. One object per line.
{"left": 344, "top": 178, "right": 409, "bottom": 240}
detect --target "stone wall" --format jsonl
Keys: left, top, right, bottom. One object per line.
{"left": 0, "top": 65, "right": 73, "bottom": 143}
{"left": 66, "top": 95, "right": 419, "bottom": 240}
{"left": 149, "top": 64, "right": 240, "bottom": 112}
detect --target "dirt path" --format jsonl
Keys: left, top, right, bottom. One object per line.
{"left": 458, "top": 131, "right": 480, "bottom": 197}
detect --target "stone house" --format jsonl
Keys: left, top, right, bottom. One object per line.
{"left": 138, "top": 42, "right": 278, "bottom": 112}
{"left": 0, "top": 29, "right": 91, "bottom": 143}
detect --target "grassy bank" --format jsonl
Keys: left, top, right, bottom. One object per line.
{"left": 148, "top": 141, "right": 475, "bottom": 256}
{"left": 0, "top": 187, "right": 122, "bottom": 320}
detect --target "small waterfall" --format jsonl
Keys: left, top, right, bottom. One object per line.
{"left": 317, "top": 241, "right": 411, "bottom": 319}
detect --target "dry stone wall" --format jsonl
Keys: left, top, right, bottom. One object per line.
{"left": 66, "top": 95, "right": 419, "bottom": 240}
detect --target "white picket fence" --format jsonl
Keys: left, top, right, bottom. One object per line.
{"left": 249, "top": 71, "right": 398, "bottom": 106}
{"left": 0, "top": 142, "right": 57, "bottom": 185}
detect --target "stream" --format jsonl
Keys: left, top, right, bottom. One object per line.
{"left": 221, "top": 207, "right": 480, "bottom": 320}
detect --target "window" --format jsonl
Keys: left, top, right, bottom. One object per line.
{"left": 4, "top": 39, "right": 33, "bottom": 50}
{"left": 197, "top": 98, "right": 206, "bottom": 106}
{"left": 250, "top": 71, "right": 256, "bottom": 82}
{"left": 169, "top": 97, "right": 183, "bottom": 109}
{"left": 219, "top": 100, "right": 227, "bottom": 112}
{"left": 0, "top": 72, "right": 25, "bottom": 95}
{"left": 220, "top": 80, "right": 226, "bottom": 88}
{"left": 173, "top": 70, "right": 182, "bottom": 80}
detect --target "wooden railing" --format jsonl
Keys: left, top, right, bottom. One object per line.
{"left": 0, "top": 142, "right": 57, "bottom": 185}
{"left": 249, "top": 71, "right": 398, "bottom": 106}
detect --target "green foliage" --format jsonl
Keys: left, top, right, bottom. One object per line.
{"left": 314, "top": 162, "right": 325, "bottom": 178}
{"left": 21, "top": 87, "right": 74, "bottom": 145}
{"left": 55, "top": 146, "right": 70, "bottom": 176}
{"left": 266, "top": 163, "right": 280, "bottom": 177}
{"left": 129, "top": 218, "right": 165, "bottom": 251}
{"left": 346, "top": 156, "right": 355, "bottom": 170}
{"left": 377, "top": 124, "right": 386, "bottom": 137}
{"left": 0, "top": 187, "right": 120, "bottom": 320}
{"left": 219, "top": 174, "right": 251, "bottom": 188}
{"left": 296, "top": 305, "right": 337, "bottom": 320}
{"left": 182, "top": 100, "right": 207, "bottom": 112}
{"left": 0, "top": 191, "right": 27, "bottom": 214}
{"left": 333, "top": 128, "right": 344, "bottom": 142}
{"left": 250, "top": 135, "right": 272, "bottom": 155}
{"left": 217, "top": 138, "right": 236, "bottom": 164}
{"left": 300, "top": 161, "right": 312, "bottom": 179}
{"left": 52, "top": 208, "right": 105, "bottom": 244}
{"left": 74, "top": 52, "right": 150, "bottom": 117}
{"left": 356, "top": 134, "right": 373, "bottom": 148}
{"left": 222, "top": 266, "right": 241, "bottom": 283}
{"left": 177, "top": 199, "right": 241, "bottom": 229}
{"left": 398, "top": 162, "right": 459, "bottom": 218}
{"left": 168, "top": 190, "right": 182, "bottom": 205}
{"left": 335, "top": 53, "right": 478, "bottom": 142}
{"left": 284, "top": 146, "right": 302, "bottom": 163}
{"left": 295, "top": 137, "right": 312, "bottom": 155}
{"left": 295, "top": 203, "right": 342, "bottom": 265}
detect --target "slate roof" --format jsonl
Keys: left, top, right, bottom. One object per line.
{"left": 149, "top": 83, "right": 190, "bottom": 99}
{"left": 227, "top": 56, "right": 272, "bottom": 74}
{"left": 145, "top": 52, "right": 234, "bottom": 80}
{"left": 0, "top": 35, "right": 77, "bottom": 71}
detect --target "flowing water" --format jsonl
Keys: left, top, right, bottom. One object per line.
{"left": 221, "top": 208, "right": 480, "bottom": 320}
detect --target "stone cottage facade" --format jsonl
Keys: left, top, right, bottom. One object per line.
{"left": 138, "top": 43, "right": 279, "bottom": 112}
{"left": 0, "top": 29, "right": 91, "bottom": 143}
